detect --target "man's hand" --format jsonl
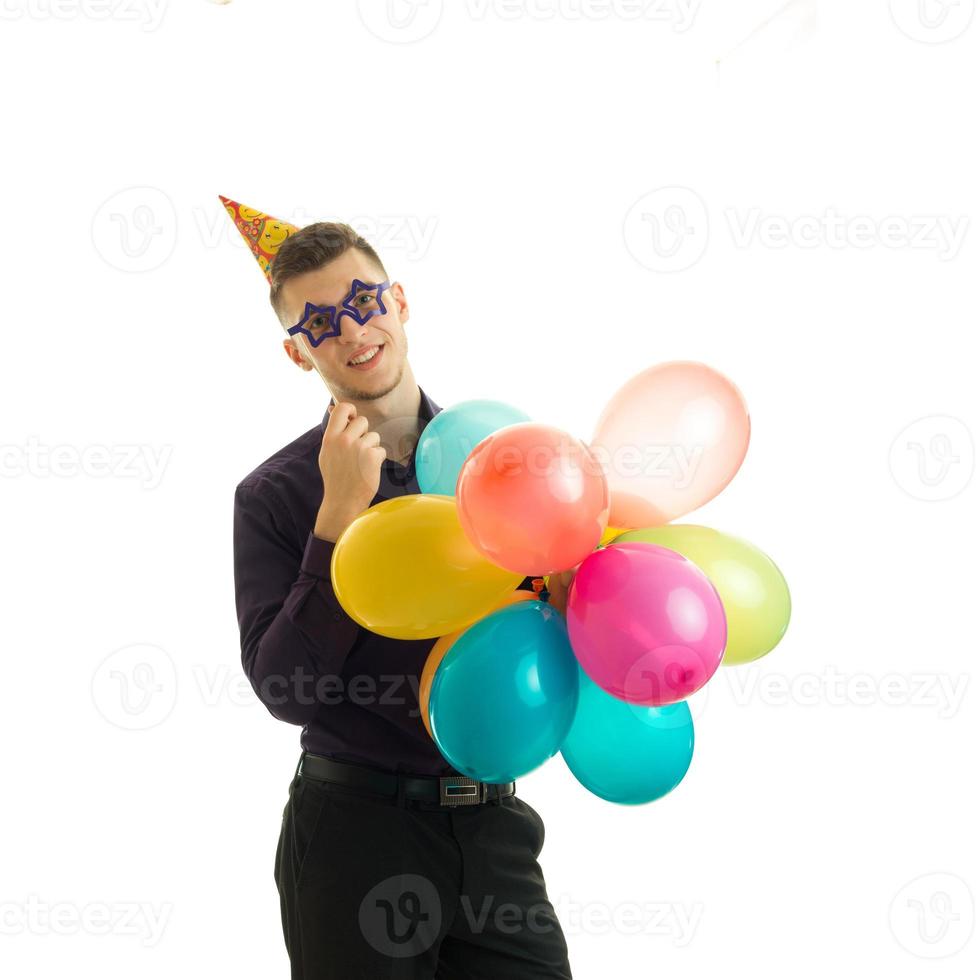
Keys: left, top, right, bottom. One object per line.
{"left": 545, "top": 566, "right": 578, "bottom": 617}
{"left": 313, "top": 402, "right": 387, "bottom": 542}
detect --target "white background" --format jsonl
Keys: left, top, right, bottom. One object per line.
{"left": 2, "top": 0, "right": 978, "bottom": 977}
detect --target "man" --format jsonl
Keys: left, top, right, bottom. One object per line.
{"left": 232, "top": 220, "right": 575, "bottom": 978}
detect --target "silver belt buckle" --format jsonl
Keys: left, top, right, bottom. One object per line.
{"left": 439, "top": 776, "right": 486, "bottom": 806}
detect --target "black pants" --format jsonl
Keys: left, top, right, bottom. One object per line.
{"left": 274, "top": 760, "right": 573, "bottom": 979}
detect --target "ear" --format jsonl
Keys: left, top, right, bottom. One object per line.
{"left": 389, "top": 281, "right": 409, "bottom": 324}
{"left": 283, "top": 338, "right": 313, "bottom": 371}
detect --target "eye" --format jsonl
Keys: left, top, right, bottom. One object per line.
{"left": 354, "top": 292, "right": 374, "bottom": 306}
{"left": 310, "top": 315, "right": 328, "bottom": 332}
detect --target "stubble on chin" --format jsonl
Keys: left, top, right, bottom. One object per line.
{"left": 335, "top": 356, "right": 405, "bottom": 403}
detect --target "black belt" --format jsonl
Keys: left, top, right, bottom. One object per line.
{"left": 296, "top": 752, "right": 516, "bottom": 807}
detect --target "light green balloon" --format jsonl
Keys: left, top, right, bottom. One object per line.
{"left": 611, "top": 524, "right": 791, "bottom": 665}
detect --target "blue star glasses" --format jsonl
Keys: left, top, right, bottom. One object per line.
{"left": 286, "top": 278, "right": 392, "bottom": 348}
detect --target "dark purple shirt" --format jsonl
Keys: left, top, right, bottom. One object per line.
{"left": 233, "top": 385, "right": 535, "bottom": 776}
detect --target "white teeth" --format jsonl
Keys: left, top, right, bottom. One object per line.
{"left": 349, "top": 346, "right": 380, "bottom": 365}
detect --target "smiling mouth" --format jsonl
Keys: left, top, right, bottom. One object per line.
{"left": 347, "top": 344, "right": 384, "bottom": 367}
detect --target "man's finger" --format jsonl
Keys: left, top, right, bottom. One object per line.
{"left": 325, "top": 401, "right": 356, "bottom": 436}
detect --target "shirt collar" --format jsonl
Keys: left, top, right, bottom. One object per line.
{"left": 320, "top": 385, "right": 442, "bottom": 433}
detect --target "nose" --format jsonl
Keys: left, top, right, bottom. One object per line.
{"left": 338, "top": 311, "right": 369, "bottom": 345}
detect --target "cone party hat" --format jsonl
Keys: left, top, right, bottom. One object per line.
{"left": 220, "top": 195, "right": 299, "bottom": 284}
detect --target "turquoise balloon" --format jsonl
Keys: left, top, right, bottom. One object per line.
{"left": 560, "top": 668, "right": 694, "bottom": 805}
{"left": 428, "top": 600, "right": 579, "bottom": 782}
{"left": 416, "top": 399, "right": 531, "bottom": 495}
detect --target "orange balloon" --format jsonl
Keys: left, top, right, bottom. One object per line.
{"left": 456, "top": 422, "right": 610, "bottom": 576}
{"left": 419, "top": 590, "right": 538, "bottom": 738}
{"left": 591, "top": 361, "right": 750, "bottom": 528}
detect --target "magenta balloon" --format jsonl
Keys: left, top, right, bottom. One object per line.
{"left": 566, "top": 541, "right": 727, "bottom": 706}
{"left": 590, "top": 361, "right": 750, "bottom": 528}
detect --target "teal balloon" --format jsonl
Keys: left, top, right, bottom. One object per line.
{"left": 428, "top": 600, "right": 579, "bottom": 782}
{"left": 416, "top": 399, "right": 531, "bottom": 495}
{"left": 560, "top": 668, "right": 694, "bottom": 805}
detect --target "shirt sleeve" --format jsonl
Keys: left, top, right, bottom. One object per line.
{"left": 233, "top": 482, "right": 361, "bottom": 726}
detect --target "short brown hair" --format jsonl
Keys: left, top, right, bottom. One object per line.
{"left": 269, "top": 222, "right": 388, "bottom": 322}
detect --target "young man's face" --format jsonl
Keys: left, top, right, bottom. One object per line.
{"left": 280, "top": 248, "right": 409, "bottom": 402}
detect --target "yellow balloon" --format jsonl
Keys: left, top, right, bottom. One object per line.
{"left": 331, "top": 495, "right": 525, "bottom": 639}
{"left": 612, "top": 524, "right": 791, "bottom": 666}
{"left": 599, "top": 525, "right": 627, "bottom": 546}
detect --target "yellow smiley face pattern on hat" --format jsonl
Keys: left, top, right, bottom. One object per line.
{"left": 220, "top": 195, "right": 299, "bottom": 284}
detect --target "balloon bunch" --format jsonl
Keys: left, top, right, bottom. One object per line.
{"left": 330, "top": 363, "right": 791, "bottom": 805}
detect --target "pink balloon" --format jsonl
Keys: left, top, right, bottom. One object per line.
{"left": 456, "top": 422, "right": 610, "bottom": 576}
{"left": 566, "top": 541, "right": 727, "bottom": 705}
{"left": 590, "top": 361, "right": 750, "bottom": 528}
